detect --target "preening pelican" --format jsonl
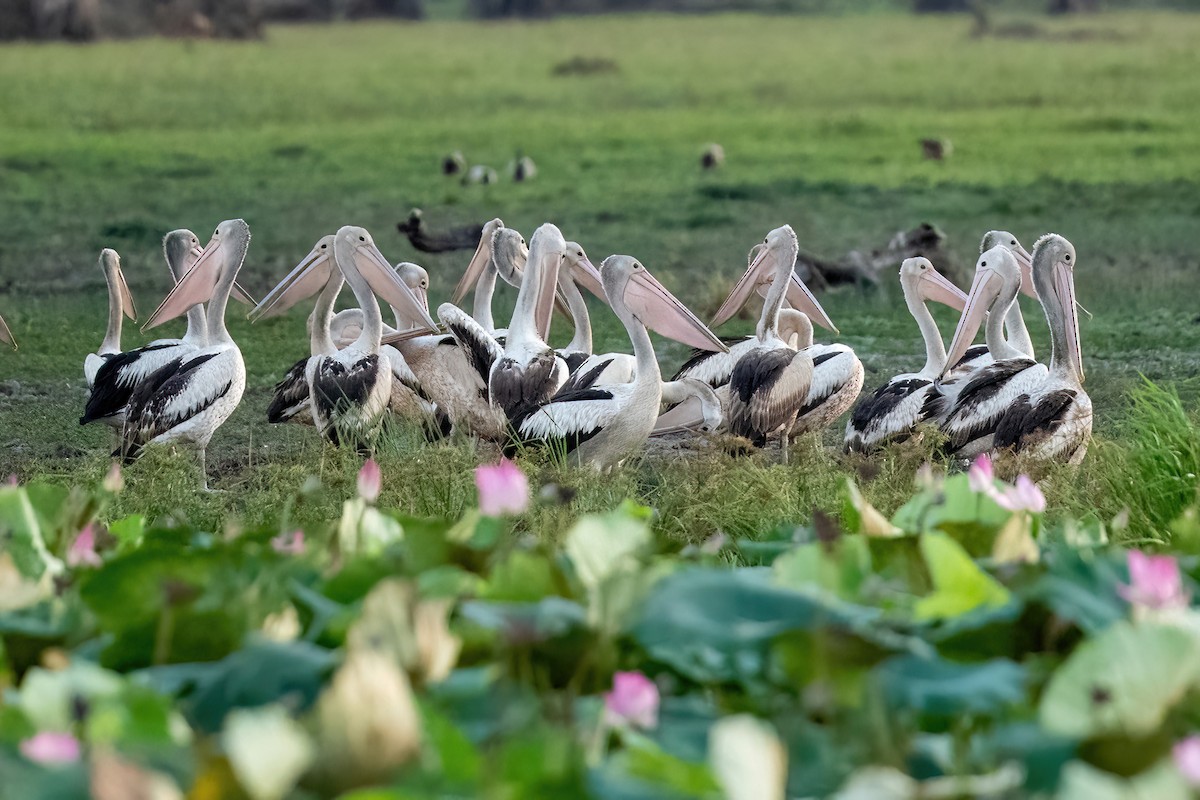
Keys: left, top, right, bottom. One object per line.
{"left": 844, "top": 257, "right": 968, "bottom": 453}
{"left": 509, "top": 255, "right": 727, "bottom": 469}
{"left": 0, "top": 313, "right": 15, "bottom": 350}
{"left": 934, "top": 245, "right": 1048, "bottom": 458}
{"left": 81, "top": 229, "right": 208, "bottom": 429}
{"left": 121, "top": 219, "right": 253, "bottom": 490}
{"left": 84, "top": 248, "right": 138, "bottom": 388}
{"left": 651, "top": 378, "right": 723, "bottom": 436}
{"left": 993, "top": 234, "right": 1091, "bottom": 464}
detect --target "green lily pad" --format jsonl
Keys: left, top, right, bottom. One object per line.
{"left": 914, "top": 533, "right": 1011, "bottom": 621}
{"left": 877, "top": 655, "right": 1027, "bottom": 718}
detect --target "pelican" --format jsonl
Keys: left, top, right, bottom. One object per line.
{"left": 843, "top": 257, "right": 968, "bottom": 453}
{"left": 120, "top": 219, "right": 252, "bottom": 490}
{"left": 554, "top": 241, "right": 638, "bottom": 391}
{"left": 81, "top": 229, "right": 209, "bottom": 429}
{"left": 934, "top": 245, "right": 1047, "bottom": 458}
{"left": 330, "top": 261, "right": 432, "bottom": 346}
{"left": 993, "top": 234, "right": 1091, "bottom": 464}
{"left": 945, "top": 230, "right": 1038, "bottom": 377}
{"left": 651, "top": 378, "right": 723, "bottom": 436}
{"left": 508, "top": 255, "right": 727, "bottom": 469}
{"left": 0, "top": 313, "right": 15, "bottom": 350}
{"left": 84, "top": 249, "right": 137, "bottom": 388}
{"left": 253, "top": 228, "right": 437, "bottom": 450}
{"left": 721, "top": 226, "right": 837, "bottom": 456}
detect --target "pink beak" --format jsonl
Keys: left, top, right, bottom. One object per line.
{"left": 625, "top": 268, "right": 728, "bottom": 352}
{"left": 919, "top": 266, "right": 968, "bottom": 311}
{"left": 0, "top": 313, "right": 16, "bottom": 349}
{"left": 941, "top": 266, "right": 1004, "bottom": 378}
{"left": 143, "top": 236, "right": 227, "bottom": 330}
{"left": 451, "top": 219, "right": 503, "bottom": 305}
{"left": 249, "top": 243, "right": 335, "bottom": 321}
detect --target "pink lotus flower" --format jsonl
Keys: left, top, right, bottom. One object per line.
{"left": 994, "top": 475, "right": 1047, "bottom": 514}
{"left": 1119, "top": 550, "right": 1189, "bottom": 612}
{"left": 475, "top": 459, "right": 529, "bottom": 516}
{"left": 67, "top": 525, "right": 102, "bottom": 568}
{"left": 604, "top": 671, "right": 659, "bottom": 730}
{"left": 357, "top": 459, "right": 381, "bottom": 504}
{"left": 271, "top": 530, "right": 306, "bottom": 555}
{"left": 1175, "top": 736, "right": 1200, "bottom": 787}
{"left": 19, "top": 732, "right": 81, "bottom": 765}
{"left": 967, "top": 454, "right": 994, "bottom": 494}
{"left": 5, "top": 474, "right": 17, "bottom": 486}
{"left": 102, "top": 462, "right": 124, "bottom": 493}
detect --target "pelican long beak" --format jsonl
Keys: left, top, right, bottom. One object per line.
{"left": 115, "top": 264, "right": 138, "bottom": 321}
{"left": 531, "top": 253, "right": 562, "bottom": 342}
{"left": 381, "top": 325, "right": 444, "bottom": 346}
{"left": 941, "top": 266, "right": 1004, "bottom": 378}
{"left": 232, "top": 282, "right": 257, "bottom": 306}
{"left": 144, "top": 237, "right": 226, "bottom": 330}
{"left": 354, "top": 242, "right": 438, "bottom": 333}
{"left": 919, "top": 267, "right": 968, "bottom": 312}
{"left": 1013, "top": 244, "right": 1039, "bottom": 300}
{"left": 0, "top": 314, "right": 16, "bottom": 349}
{"left": 248, "top": 246, "right": 334, "bottom": 322}
{"left": 711, "top": 245, "right": 771, "bottom": 329}
{"left": 1055, "top": 260, "right": 1085, "bottom": 383}
{"left": 784, "top": 273, "right": 837, "bottom": 334}
{"left": 626, "top": 269, "right": 728, "bottom": 352}
{"left": 571, "top": 256, "right": 606, "bottom": 301}
{"left": 451, "top": 232, "right": 495, "bottom": 305}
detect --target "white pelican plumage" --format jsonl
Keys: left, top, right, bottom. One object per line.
{"left": 934, "top": 245, "right": 1048, "bottom": 458}
{"left": 993, "top": 234, "right": 1091, "bottom": 464}
{"left": 508, "top": 255, "right": 727, "bottom": 469}
{"left": 651, "top": 378, "right": 723, "bottom": 436}
{"left": 329, "top": 261, "right": 432, "bottom": 346}
{"left": 81, "top": 229, "right": 209, "bottom": 429}
{"left": 84, "top": 249, "right": 138, "bottom": 389}
{"left": 120, "top": 219, "right": 253, "bottom": 490}
{"left": 0, "top": 313, "right": 15, "bottom": 350}
{"left": 553, "top": 242, "right": 639, "bottom": 391}
{"left": 843, "top": 257, "right": 968, "bottom": 453}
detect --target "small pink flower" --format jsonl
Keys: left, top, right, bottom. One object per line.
{"left": 5, "top": 474, "right": 16, "bottom": 486}
{"left": 102, "top": 462, "right": 124, "bottom": 493}
{"left": 604, "top": 671, "right": 659, "bottom": 730}
{"left": 967, "top": 454, "right": 994, "bottom": 494}
{"left": 994, "top": 475, "right": 1047, "bottom": 514}
{"left": 67, "top": 525, "right": 102, "bottom": 568}
{"left": 357, "top": 459, "right": 381, "bottom": 504}
{"left": 271, "top": 530, "right": 305, "bottom": 555}
{"left": 1175, "top": 736, "right": 1200, "bottom": 787}
{"left": 475, "top": 459, "right": 529, "bottom": 516}
{"left": 1119, "top": 550, "right": 1189, "bottom": 612}
{"left": 19, "top": 732, "right": 81, "bottom": 765}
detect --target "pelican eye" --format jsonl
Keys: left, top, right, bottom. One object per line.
{"left": 1010, "top": 240, "right": 1017, "bottom": 245}
{"left": 358, "top": 236, "right": 366, "bottom": 242}
{"left": 920, "top": 263, "right": 927, "bottom": 270}
{"left": 981, "top": 261, "right": 987, "bottom": 267}
{"left": 320, "top": 243, "right": 327, "bottom": 249}
{"left": 1065, "top": 254, "right": 1071, "bottom": 261}
{"left": 577, "top": 251, "right": 583, "bottom": 257}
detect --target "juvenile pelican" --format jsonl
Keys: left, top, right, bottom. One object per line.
{"left": 993, "top": 234, "right": 1091, "bottom": 464}
{"left": 84, "top": 249, "right": 138, "bottom": 388}
{"left": 121, "top": 219, "right": 252, "bottom": 489}
{"left": 509, "top": 255, "right": 727, "bottom": 469}
{"left": 844, "top": 258, "right": 968, "bottom": 453}
{"left": 934, "top": 245, "right": 1047, "bottom": 458}
{"left": 0, "top": 313, "right": 15, "bottom": 350}
{"left": 723, "top": 226, "right": 835, "bottom": 455}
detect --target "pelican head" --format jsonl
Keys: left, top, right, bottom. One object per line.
{"left": 1031, "top": 233, "right": 1084, "bottom": 382}
{"left": 335, "top": 226, "right": 438, "bottom": 333}
{"left": 145, "top": 218, "right": 251, "bottom": 330}
{"left": 100, "top": 248, "right": 138, "bottom": 321}
{"left": 710, "top": 224, "right": 837, "bottom": 333}
{"left": 900, "top": 257, "right": 967, "bottom": 311}
{"left": 981, "top": 230, "right": 1037, "bottom": 300}
{"left": 940, "top": 244, "right": 1022, "bottom": 378}
{"left": 249, "top": 234, "right": 337, "bottom": 321}
{"left": 563, "top": 241, "right": 605, "bottom": 300}
{"left": 162, "top": 229, "right": 204, "bottom": 282}
{"left": 491, "top": 227, "right": 528, "bottom": 289}
{"left": 450, "top": 217, "right": 505, "bottom": 303}
{"left": 396, "top": 262, "right": 430, "bottom": 315}
{"left": 601, "top": 255, "right": 727, "bottom": 352}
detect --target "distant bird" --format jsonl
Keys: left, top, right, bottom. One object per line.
{"left": 396, "top": 208, "right": 485, "bottom": 254}
{"left": 700, "top": 143, "right": 725, "bottom": 170}
{"left": 463, "top": 165, "right": 498, "bottom": 185}
{"left": 84, "top": 248, "right": 137, "bottom": 388}
{"left": 442, "top": 151, "right": 467, "bottom": 176}
{"left": 0, "top": 313, "right": 15, "bottom": 350}
{"left": 921, "top": 138, "right": 952, "bottom": 161}
{"left": 509, "top": 151, "right": 537, "bottom": 182}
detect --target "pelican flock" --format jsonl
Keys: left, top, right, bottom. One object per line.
{"left": 2, "top": 208, "right": 1088, "bottom": 488}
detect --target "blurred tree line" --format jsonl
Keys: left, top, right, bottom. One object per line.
{"left": 2, "top": 0, "right": 1197, "bottom": 40}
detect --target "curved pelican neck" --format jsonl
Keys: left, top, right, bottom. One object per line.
{"left": 903, "top": 285, "right": 948, "bottom": 378}
{"left": 472, "top": 263, "right": 499, "bottom": 332}
{"left": 984, "top": 285, "right": 1026, "bottom": 362}
{"left": 205, "top": 241, "right": 246, "bottom": 347}
{"left": 310, "top": 270, "right": 344, "bottom": 355}
{"left": 100, "top": 264, "right": 123, "bottom": 354}
{"left": 612, "top": 280, "right": 660, "bottom": 387}
{"left": 756, "top": 246, "right": 794, "bottom": 342}
{"left": 561, "top": 273, "right": 592, "bottom": 354}
{"left": 1003, "top": 302, "right": 1034, "bottom": 360}
{"left": 334, "top": 244, "right": 383, "bottom": 354}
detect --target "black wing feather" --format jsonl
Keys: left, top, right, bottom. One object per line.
{"left": 267, "top": 357, "right": 311, "bottom": 424}
{"left": 505, "top": 387, "right": 614, "bottom": 457}
{"left": 121, "top": 353, "right": 227, "bottom": 462}
{"left": 81, "top": 343, "right": 179, "bottom": 424}
{"left": 994, "top": 389, "right": 1078, "bottom": 451}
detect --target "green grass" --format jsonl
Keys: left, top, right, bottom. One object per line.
{"left": 2, "top": 11, "right": 1199, "bottom": 542}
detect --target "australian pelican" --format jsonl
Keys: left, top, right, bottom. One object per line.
{"left": 84, "top": 248, "right": 138, "bottom": 388}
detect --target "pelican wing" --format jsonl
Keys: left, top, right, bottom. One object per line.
{"left": 994, "top": 388, "right": 1081, "bottom": 453}
{"left": 728, "top": 347, "right": 813, "bottom": 445}
{"left": 81, "top": 342, "right": 188, "bottom": 425}
{"left": 557, "top": 353, "right": 636, "bottom": 394}
{"left": 939, "top": 357, "right": 1044, "bottom": 454}
{"left": 311, "top": 354, "right": 383, "bottom": 424}
{"left": 844, "top": 375, "right": 933, "bottom": 453}
{"left": 508, "top": 387, "right": 620, "bottom": 456}
{"left": 120, "top": 352, "right": 232, "bottom": 461}
{"left": 267, "top": 357, "right": 312, "bottom": 424}
{"left": 670, "top": 336, "right": 748, "bottom": 385}
{"left": 438, "top": 304, "right": 502, "bottom": 385}
{"left": 489, "top": 349, "right": 566, "bottom": 420}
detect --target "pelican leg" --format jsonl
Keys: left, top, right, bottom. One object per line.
{"left": 780, "top": 434, "right": 789, "bottom": 466}
{"left": 198, "top": 447, "right": 221, "bottom": 493}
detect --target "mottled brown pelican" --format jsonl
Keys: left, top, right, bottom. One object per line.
{"left": 121, "top": 219, "right": 252, "bottom": 489}
{"left": 0, "top": 313, "right": 15, "bottom": 350}
{"left": 844, "top": 257, "right": 968, "bottom": 453}
{"left": 508, "top": 255, "right": 727, "bottom": 469}
{"left": 935, "top": 245, "right": 1048, "bottom": 458}
{"left": 993, "top": 234, "right": 1091, "bottom": 464}
{"left": 84, "top": 249, "right": 137, "bottom": 388}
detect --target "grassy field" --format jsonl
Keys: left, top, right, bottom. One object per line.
{"left": 1, "top": 11, "right": 1198, "bottom": 541}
